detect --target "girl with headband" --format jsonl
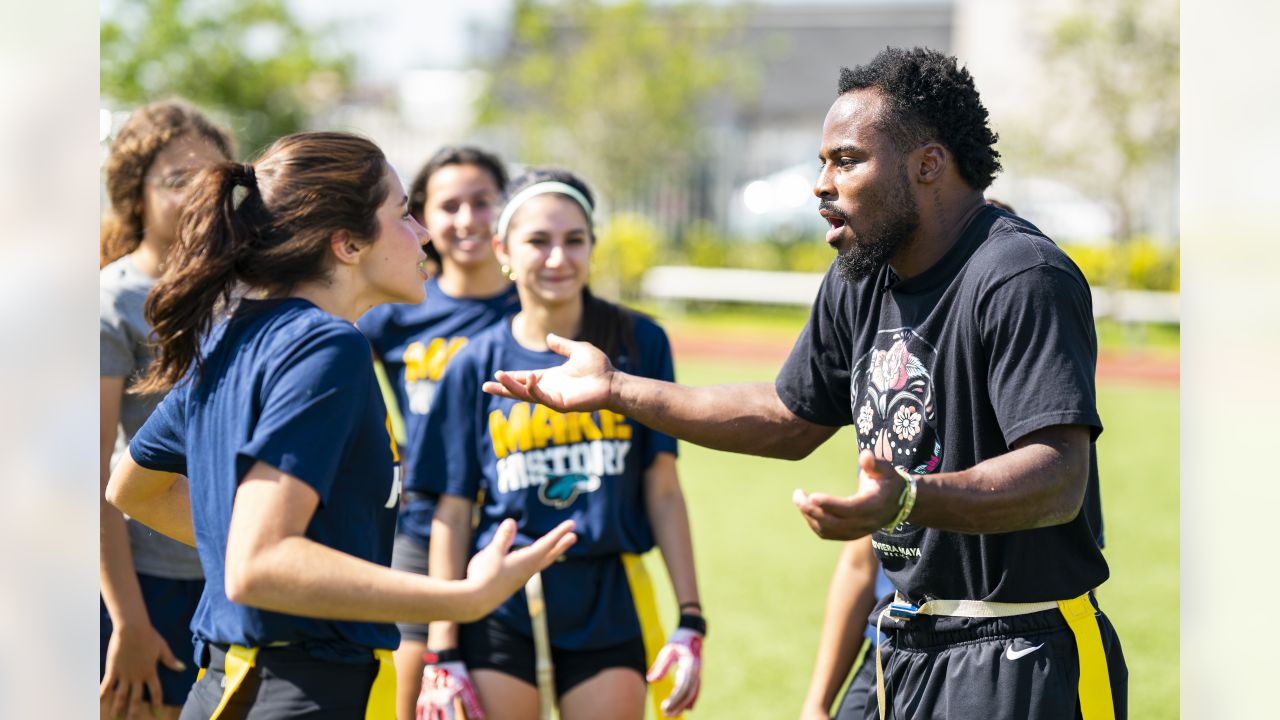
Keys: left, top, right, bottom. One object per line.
{"left": 105, "top": 133, "right": 576, "bottom": 720}
{"left": 415, "top": 168, "right": 706, "bottom": 720}
{"left": 356, "top": 146, "right": 520, "bottom": 719}
{"left": 100, "top": 99, "right": 234, "bottom": 720}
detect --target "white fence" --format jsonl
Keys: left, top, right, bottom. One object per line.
{"left": 641, "top": 266, "right": 1180, "bottom": 323}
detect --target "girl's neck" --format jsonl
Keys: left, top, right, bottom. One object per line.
{"left": 436, "top": 261, "right": 509, "bottom": 299}
{"left": 287, "top": 277, "right": 363, "bottom": 324}
{"left": 129, "top": 235, "right": 170, "bottom": 278}
{"left": 511, "top": 296, "right": 582, "bottom": 351}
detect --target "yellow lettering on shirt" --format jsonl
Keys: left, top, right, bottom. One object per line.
{"left": 530, "top": 404, "right": 555, "bottom": 450}
{"left": 489, "top": 403, "right": 533, "bottom": 460}
{"left": 404, "top": 337, "right": 470, "bottom": 383}
{"left": 489, "top": 404, "right": 633, "bottom": 458}
{"left": 599, "top": 410, "right": 632, "bottom": 440}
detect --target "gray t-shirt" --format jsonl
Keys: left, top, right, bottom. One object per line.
{"left": 101, "top": 255, "right": 203, "bottom": 579}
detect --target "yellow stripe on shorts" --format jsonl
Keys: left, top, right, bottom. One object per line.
{"left": 1057, "top": 594, "right": 1115, "bottom": 720}
{"left": 365, "top": 648, "right": 397, "bottom": 719}
{"left": 621, "top": 552, "right": 682, "bottom": 720}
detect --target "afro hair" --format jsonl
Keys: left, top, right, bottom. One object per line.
{"left": 838, "top": 47, "right": 1002, "bottom": 190}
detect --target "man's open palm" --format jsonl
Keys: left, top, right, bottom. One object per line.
{"left": 482, "top": 333, "right": 614, "bottom": 412}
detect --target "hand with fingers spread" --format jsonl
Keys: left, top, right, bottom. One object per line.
{"left": 792, "top": 450, "right": 909, "bottom": 541}
{"left": 647, "top": 626, "right": 704, "bottom": 717}
{"left": 416, "top": 653, "right": 484, "bottom": 720}
{"left": 481, "top": 333, "right": 614, "bottom": 412}
{"left": 99, "top": 621, "right": 187, "bottom": 720}
{"left": 464, "top": 518, "right": 577, "bottom": 616}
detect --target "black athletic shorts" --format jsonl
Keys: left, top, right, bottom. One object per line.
{"left": 858, "top": 596, "right": 1128, "bottom": 720}
{"left": 459, "top": 614, "right": 647, "bottom": 698}
{"left": 179, "top": 644, "right": 378, "bottom": 720}
{"left": 389, "top": 532, "right": 431, "bottom": 643}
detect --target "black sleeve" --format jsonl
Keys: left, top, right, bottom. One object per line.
{"left": 979, "top": 264, "right": 1102, "bottom": 445}
{"left": 775, "top": 267, "right": 853, "bottom": 427}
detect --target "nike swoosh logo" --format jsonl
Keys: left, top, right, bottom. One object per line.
{"left": 1005, "top": 643, "right": 1045, "bottom": 660}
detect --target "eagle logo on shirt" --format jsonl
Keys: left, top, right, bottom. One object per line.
{"left": 538, "top": 473, "right": 603, "bottom": 509}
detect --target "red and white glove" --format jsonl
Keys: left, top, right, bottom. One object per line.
{"left": 416, "top": 658, "right": 485, "bottom": 720}
{"left": 646, "top": 627, "right": 704, "bottom": 717}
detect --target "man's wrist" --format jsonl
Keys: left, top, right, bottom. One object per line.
{"left": 881, "top": 467, "right": 918, "bottom": 531}
{"left": 605, "top": 368, "right": 622, "bottom": 414}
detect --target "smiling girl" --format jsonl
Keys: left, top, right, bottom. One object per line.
{"left": 415, "top": 168, "right": 706, "bottom": 720}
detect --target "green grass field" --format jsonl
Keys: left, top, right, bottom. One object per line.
{"left": 637, "top": 358, "right": 1178, "bottom": 719}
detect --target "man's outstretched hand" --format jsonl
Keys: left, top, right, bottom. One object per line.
{"left": 481, "top": 333, "right": 615, "bottom": 412}
{"left": 792, "top": 450, "right": 907, "bottom": 540}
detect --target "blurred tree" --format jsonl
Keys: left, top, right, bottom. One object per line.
{"left": 101, "top": 0, "right": 353, "bottom": 156}
{"left": 476, "top": 0, "right": 752, "bottom": 228}
{"left": 1038, "top": 0, "right": 1179, "bottom": 246}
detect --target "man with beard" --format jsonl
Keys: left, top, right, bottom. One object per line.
{"left": 483, "top": 47, "right": 1126, "bottom": 720}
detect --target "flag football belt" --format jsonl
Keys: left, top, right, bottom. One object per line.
{"left": 622, "top": 553, "right": 684, "bottom": 720}
{"left": 874, "top": 592, "right": 1114, "bottom": 720}
{"left": 195, "top": 642, "right": 396, "bottom": 719}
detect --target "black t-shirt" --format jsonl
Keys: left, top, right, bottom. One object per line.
{"left": 777, "top": 205, "right": 1109, "bottom": 603}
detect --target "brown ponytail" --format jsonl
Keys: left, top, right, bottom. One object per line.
{"left": 137, "top": 132, "right": 390, "bottom": 393}
{"left": 579, "top": 287, "right": 641, "bottom": 368}
{"left": 100, "top": 99, "right": 234, "bottom": 268}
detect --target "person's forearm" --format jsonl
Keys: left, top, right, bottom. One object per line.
{"left": 804, "top": 540, "right": 877, "bottom": 712}
{"left": 643, "top": 464, "right": 700, "bottom": 611}
{"left": 100, "top": 464, "right": 149, "bottom": 628}
{"left": 426, "top": 500, "right": 474, "bottom": 648}
{"left": 105, "top": 456, "right": 196, "bottom": 546}
{"left": 113, "top": 476, "right": 196, "bottom": 546}
{"left": 910, "top": 429, "right": 1089, "bottom": 534}
{"left": 224, "top": 535, "right": 483, "bottom": 624}
{"left": 610, "top": 378, "right": 834, "bottom": 460}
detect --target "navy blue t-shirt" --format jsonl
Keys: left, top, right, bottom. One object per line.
{"left": 358, "top": 278, "right": 519, "bottom": 540}
{"left": 776, "top": 205, "right": 1109, "bottom": 604}
{"left": 130, "top": 299, "right": 400, "bottom": 664}
{"left": 409, "top": 314, "right": 678, "bottom": 649}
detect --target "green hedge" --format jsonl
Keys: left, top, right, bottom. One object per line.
{"left": 594, "top": 220, "right": 1180, "bottom": 294}
{"left": 1060, "top": 237, "right": 1180, "bottom": 292}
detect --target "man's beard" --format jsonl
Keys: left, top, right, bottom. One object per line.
{"left": 834, "top": 165, "right": 920, "bottom": 285}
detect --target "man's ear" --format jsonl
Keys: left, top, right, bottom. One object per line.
{"left": 914, "top": 142, "right": 949, "bottom": 184}
{"left": 330, "top": 229, "right": 365, "bottom": 266}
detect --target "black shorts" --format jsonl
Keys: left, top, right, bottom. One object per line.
{"left": 460, "top": 614, "right": 647, "bottom": 698}
{"left": 389, "top": 532, "right": 430, "bottom": 643}
{"left": 867, "top": 596, "right": 1128, "bottom": 720}
{"left": 180, "top": 644, "right": 378, "bottom": 720}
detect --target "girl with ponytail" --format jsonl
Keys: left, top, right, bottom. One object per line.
{"left": 106, "top": 133, "right": 575, "bottom": 720}
{"left": 99, "top": 99, "right": 233, "bottom": 720}
{"left": 415, "top": 168, "right": 706, "bottom": 720}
